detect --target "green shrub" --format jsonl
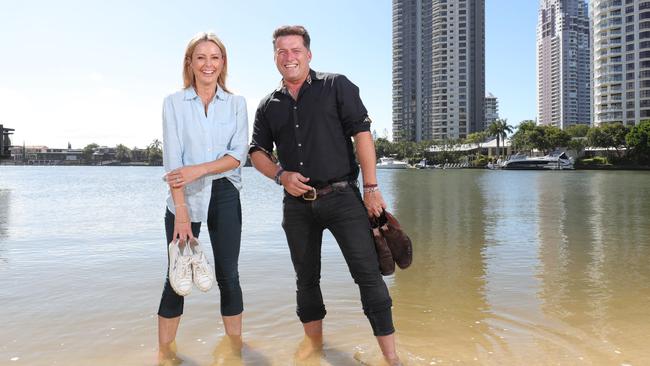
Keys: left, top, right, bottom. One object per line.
{"left": 577, "top": 156, "right": 610, "bottom": 166}
{"left": 474, "top": 156, "right": 488, "bottom": 167}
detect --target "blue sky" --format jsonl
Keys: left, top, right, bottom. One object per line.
{"left": 0, "top": 0, "right": 538, "bottom": 148}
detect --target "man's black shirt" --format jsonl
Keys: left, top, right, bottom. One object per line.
{"left": 250, "top": 70, "right": 371, "bottom": 187}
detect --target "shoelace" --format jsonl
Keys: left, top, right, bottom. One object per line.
{"left": 192, "top": 255, "right": 209, "bottom": 276}
{"left": 176, "top": 256, "right": 192, "bottom": 279}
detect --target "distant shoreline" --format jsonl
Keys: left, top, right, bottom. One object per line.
{"left": 3, "top": 162, "right": 648, "bottom": 170}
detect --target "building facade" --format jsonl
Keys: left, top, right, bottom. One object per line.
{"left": 484, "top": 92, "right": 499, "bottom": 129}
{"left": 591, "top": 0, "right": 650, "bottom": 126}
{"left": 393, "top": 0, "right": 485, "bottom": 142}
{"left": 1, "top": 124, "right": 14, "bottom": 159}
{"left": 537, "top": 0, "right": 591, "bottom": 129}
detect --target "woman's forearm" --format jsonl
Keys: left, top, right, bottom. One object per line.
{"left": 197, "top": 155, "right": 240, "bottom": 176}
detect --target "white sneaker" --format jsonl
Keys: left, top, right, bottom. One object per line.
{"left": 168, "top": 239, "right": 193, "bottom": 296}
{"left": 189, "top": 238, "right": 214, "bottom": 292}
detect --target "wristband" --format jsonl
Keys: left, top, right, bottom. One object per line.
{"left": 274, "top": 168, "right": 285, "bottom": 185}
{"left": 363, "top": 183, "right": 378, "bottom": 188}
{"left": 364, "top": 186, "right": 380, "bottom": 193}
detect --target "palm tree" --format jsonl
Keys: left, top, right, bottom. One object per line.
{"left": 147, "top": 139, "right": 163, "bottom": 165}
{"left": 487, "top": 119, "right": 514, "bottom": 159}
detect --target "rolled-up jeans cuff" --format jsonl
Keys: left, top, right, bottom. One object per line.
{"left": 364, "top": 302, "right": 394, "bottom": 336}
{"left": 298, "top": 305, "right": 327, "bottom": 323}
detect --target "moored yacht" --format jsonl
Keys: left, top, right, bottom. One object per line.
{"left": 376, "top": 157, "right": 410, "bottom": 169}
{"left": 501, "top": 152, "right": 574, "bottom": 170}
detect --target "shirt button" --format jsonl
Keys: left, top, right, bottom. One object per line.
{"left": 295, "top": 124, "right": 299, "bottom": 128}
{"left": 293, "top": 106, "right": 297, "bottom": 110}
{"left": 300, "top": 162, "right": 304, "bottom": 166}
{"left": 298, "top": 143, "right": 302, "bottom": 147}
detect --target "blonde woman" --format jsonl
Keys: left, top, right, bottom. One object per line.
{"left": 158, "top": 32, "right": 248, "bottom": 362}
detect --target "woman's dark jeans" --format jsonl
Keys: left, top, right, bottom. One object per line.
{"left": 158, "top": 178, "right": 243, "bottom": 318}
{"left": 282, "top": 184, "right": 395, "bottom": 336}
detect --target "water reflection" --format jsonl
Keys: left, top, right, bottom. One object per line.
{"left": 0, "top": 189, "right": 9, "bottom": 265}
{"left": 389, "top": 170, "right": 491, "bottom": 362}
{"left": 537, "top": 172, "right": 650, "bottom": 362}
{"left": 0, "top": 188, "right": 9, "bottom": 240}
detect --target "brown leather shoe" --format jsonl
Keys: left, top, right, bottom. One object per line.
{"left": 372, "top": 228, "right": 395, "bottom": 276}
{"left": 381, "top": 211, "right": 413, "bottom": 269}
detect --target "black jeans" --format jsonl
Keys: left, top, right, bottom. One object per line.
{"left": 158, "top": 178, "right": 243, "bottom": 318}
{"left": 282, "top": 184, "right": 395, "bottom": 336}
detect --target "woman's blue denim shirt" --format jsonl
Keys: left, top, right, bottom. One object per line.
{"left": 162, "top": 86, "right": 248, "bottom": 222}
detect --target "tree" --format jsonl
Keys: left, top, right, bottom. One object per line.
{"left": 511, "top": 120, "right": 537, "bottom": 153}
{"left": 374, "top": 138, "right": 392, "bottom": 159}
{"left": 465, "top": 131, "right": 488, "bottom": 144}
{"left": 544, "top": 126, "right": 571, "bottom": 153}
{"left": 567, "top": 137, "right": 587, "bottom": 155}
{"left": 82, "top": 143, "right": 98, "bottom": 164}
{"left": 587, "top": 123, "right": 630, "bottom": 158}
{"left": 147, "top": 139, "right": 163, "bottom": 165}
{"left": 626, "top": 120, "right": 650, "bottom": 164}
{"left": 465, "top": 131, "right": 488, "bottom": 159}
{"left": 393, "top": 140, "right": 417, "bottom": 162}
{"left": 602, "top": 123, "right": 630, "bottom": 157}
{"left": 115, "top": 144, "right": 132, "bottom": 163}
{"left": 565, "top": 124, "right": 590, "bottom": 138}
{"left": 511, "top": 123, "right": 570, "bottom": 154}
{"left": 487, "top": 118, "right": 513, "bottom": 158}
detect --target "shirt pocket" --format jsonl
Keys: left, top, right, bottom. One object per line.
{"left": 217, "top": 118, "right": 236, "bottom": 147}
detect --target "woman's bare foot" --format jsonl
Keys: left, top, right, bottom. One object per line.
{"left": 158, "top": 340, "right": 183, "bottom": 366}
{"left": 211, "top": 334, "right": 244, "bottom": 366}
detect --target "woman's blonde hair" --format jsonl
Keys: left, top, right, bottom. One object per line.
{"left": 183, "top": 32, "right": 230, "bottom": 93}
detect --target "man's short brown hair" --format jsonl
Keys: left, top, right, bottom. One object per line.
{"left": 272, "top": 25, "right": 311, "bottom": 50}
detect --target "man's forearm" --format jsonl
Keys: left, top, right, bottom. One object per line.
{"left": 250, "top": 150, "right": 280, "bottom": 180}
{"left": 354, "top": 131, "right": 378, "bottom": 185}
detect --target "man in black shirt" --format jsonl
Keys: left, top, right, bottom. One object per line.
{"left": 249, "top": 25, "right": 400, "bottom": 364}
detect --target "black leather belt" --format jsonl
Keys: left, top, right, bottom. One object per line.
{"left": 302, "top": 180, "right": 356, "bottom": 201}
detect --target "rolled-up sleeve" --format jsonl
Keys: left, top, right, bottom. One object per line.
{"left": 335, "top": 75, "right": 370, "bottom": 137}
{"left": 225, "top": 96, "right": 249, "bottom": 167}
{"left": 249, "top": 98, "right": 274, "bottom": 156}
{"left": 162, "top": 96, "right": 183, "bottom": 172}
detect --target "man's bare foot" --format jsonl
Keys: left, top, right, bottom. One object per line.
{"left": 294, "top": 334, "right": 323, "bottom": 361}
{"left": 384, "top": 355, "right": 403, "bottom": 366}
{"left": 353, "top": 350, "right": 404, "bottom": 366}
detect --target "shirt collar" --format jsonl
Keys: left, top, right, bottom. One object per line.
{"left": 183, "top": 85, "right": 227, "bottom": 101}
{"left": 275, "top": 69, "right": 317, "bottom": 93}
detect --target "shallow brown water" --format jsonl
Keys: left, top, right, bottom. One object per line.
{"left": 1, "top": 167, "right": 649, "bottom": 365}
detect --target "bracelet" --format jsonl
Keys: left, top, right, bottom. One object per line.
{"left": 274, "top": 168, "right": 285, "bottom": 185}
{"left": 363, "top": 186, "right": 380, "bottom": 193}
{"left": 363, "top": 183, "right": 378, "bottom": 188}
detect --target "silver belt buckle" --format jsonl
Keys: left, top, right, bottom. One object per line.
{"left": 302, "top": 187, "right": 317, "bottom": 201}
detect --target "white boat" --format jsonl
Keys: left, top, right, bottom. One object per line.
{"left": 501, "top": 152, "right": 574, "bottom": 170}
{"left": 377, "top": 157, "right": 409, "bottom": 169}
{"left": 415, "top": 159, "right": 436, "bottom": 169}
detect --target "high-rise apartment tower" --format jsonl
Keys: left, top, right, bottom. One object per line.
{"left": 484, "top": 92, "right": 499, "bottom": 129}
{"left": 393, "top": 0, "right": 485, "bottom": 142}
{"left": 537, "top": 0, "right": 591, "bottom": 129}
{"left": 591, "top": 0, "right": 650, "bottom": 126}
